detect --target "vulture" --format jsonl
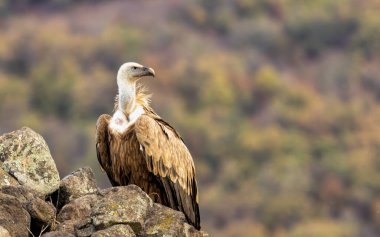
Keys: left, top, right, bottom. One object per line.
{"left": 96, "top": 62, "right": 200, "bottom": 229}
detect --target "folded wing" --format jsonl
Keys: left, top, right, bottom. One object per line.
{"left": 134, "top": 115, "right": 200, "bottom": 229}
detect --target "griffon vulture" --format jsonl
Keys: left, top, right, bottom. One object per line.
{"left": 96, "top": 62, "right": 200, "bottom": 229}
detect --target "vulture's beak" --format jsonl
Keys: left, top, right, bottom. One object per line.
{"left": 142, "top": 67, "right": 155, "bottom": 78}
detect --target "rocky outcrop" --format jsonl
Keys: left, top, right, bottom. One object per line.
{"left": 0, "top": 127, "right": 207, "bottom": 237}
{"left": 0, "top": 127, "right": 60, "bottom": 196}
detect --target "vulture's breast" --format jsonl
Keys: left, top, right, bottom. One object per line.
{"left": 107, "top": 107, "right": 149, "bottom": 186}
{"left": 109, "top": 107, "right": 145, "bottom": 134}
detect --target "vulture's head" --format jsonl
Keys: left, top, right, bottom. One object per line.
{"left": 117, "top": 62, "right": 155, "bottom": 83}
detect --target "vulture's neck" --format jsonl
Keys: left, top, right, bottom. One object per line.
{"left": 118, "top": 79, "right": 137, "bottom": 115}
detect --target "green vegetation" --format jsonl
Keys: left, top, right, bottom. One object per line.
{"left": 1, "top": 0, "right": 380, "bottom": 236}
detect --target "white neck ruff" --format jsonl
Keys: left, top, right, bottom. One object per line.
{"left": 109, "top": 106, "right": 145, "bottom": 134}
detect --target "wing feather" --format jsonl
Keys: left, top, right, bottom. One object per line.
{"left": 95, "top": 114, "right": 119, "bottom": 186}
{"left": 134, "top": 114, "right": 200, "bottom": 229}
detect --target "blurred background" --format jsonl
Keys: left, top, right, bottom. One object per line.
{"left": 1, "top": 0, "right": 380, "bottom": 236}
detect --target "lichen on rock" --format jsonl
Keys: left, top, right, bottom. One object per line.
{"left": 91, "top": 224, "right": 136, "bottom": 237}
{"left": 145, "top": 203, "right": 187, "bottom": 236}
{"left": 0, "top": 168, "right": 19, "bottom": 187}
{"left": 0, "top": 127, "right": 60, "bottom": 196}
{"left": 92, "top": 185, "right": 153, "bottom": 233}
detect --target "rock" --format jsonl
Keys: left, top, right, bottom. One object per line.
{"left": 0, "top": 128, "right": 209, "bottom": 237}
{"left": 58, "top": 167, "right": 98, "bottom": 207}
{"left": 0, "top": 168, "right": 19, "bottom": 187}
{"left": 0, "top": 185, "right": 41, "bottom": 206}
{"left": 0, "top": 193, "right": 31, "bottom": 237}
{"left": 145, "top": 203, "right": 187, "bottom": 236}
{"left": 92, "top": 224, "right": 136, "bottom": 237}
{"left": 58, "top": 194, "right": 97, "bottom": 222}
{"left": 75, "top": 218, "right": 95, "bottom": 237}
{"left": 57, "top": 194, "right": 97, "bottom": 234}
{"left": 92, "top": 185, "right": 153, "bottom": 234}
{"left": 26, "top": 198, "right": 56, "bottom": 224}
{"left": 183, "top": 223, "right": 206, "bottom": 237}
{"left": 0, "top": 127, "right": 60, "bottom": 196}
{"left": 26, "top": 197, "right": 56, "bottom": 235}
{"left": 56, "top": 220, "right": 77, "bottom": 234}
{"left": 41, "top": 231, "right": 75, "bottom": 237}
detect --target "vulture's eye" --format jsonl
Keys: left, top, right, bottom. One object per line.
{"left": 132, "top": 66, "right": 137, "bottom": 70}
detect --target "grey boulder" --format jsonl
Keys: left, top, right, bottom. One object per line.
{"left": 58, "top": 167, "right": 98, "bottom": 207}
{"left": 92, "top": 185, "right": 153, "bottom": 233}
{"left": 0, "top": 127, "right": 60, "bottom": 196}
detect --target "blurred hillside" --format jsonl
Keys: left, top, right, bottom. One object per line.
{"left": 1, "top": 0, "right": 380, "bottom": 236}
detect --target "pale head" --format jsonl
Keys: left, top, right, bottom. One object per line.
{"left": 117, "top": 62, "right": 155, "bottom": 83}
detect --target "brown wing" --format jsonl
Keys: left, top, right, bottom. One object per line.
{"left": 134, "top": 114, "right": 200, "bottom": 230}
{"left": 95, "top": 114, "right": 118, "bottom": 186}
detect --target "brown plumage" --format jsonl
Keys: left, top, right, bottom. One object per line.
{"left": 96, "top": 62, "right": 200, "bottom": 229}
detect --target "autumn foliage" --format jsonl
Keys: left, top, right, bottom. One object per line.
{"left": 1, "top": 0, "right": 380, "bottom": 236}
